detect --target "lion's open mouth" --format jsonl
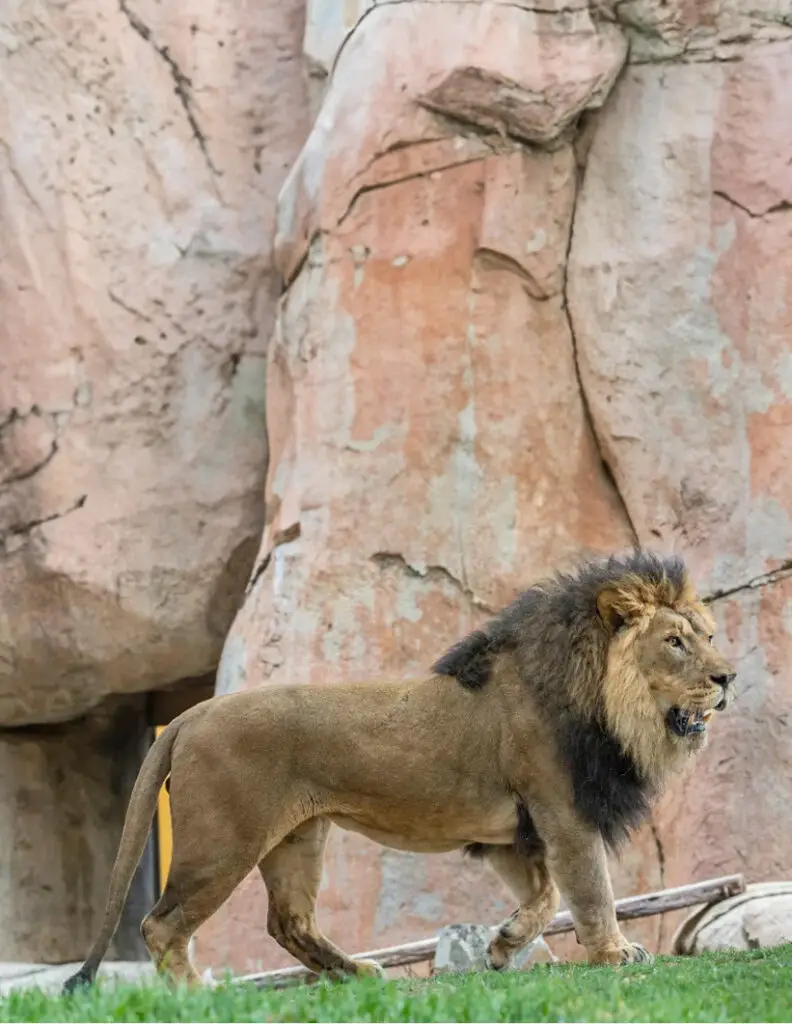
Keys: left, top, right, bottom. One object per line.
{"left": 667, "top": 707, "right": 714, "bottom": 737}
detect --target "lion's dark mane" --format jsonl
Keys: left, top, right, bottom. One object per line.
{"left": 435, "top": 551, "right": 689, "bottom": 850}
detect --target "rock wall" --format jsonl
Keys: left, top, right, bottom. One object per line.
{"left": 569, "top": 33, "right": 792, "bottom": 934}
{"left": 196, "top": 0, "right": 792, "bottom": 974}
{"left": 0, "top": 0, "right": 310, "bottom": 726}
{"left": 0, "top": 696, "right": 155, "bottom": 961}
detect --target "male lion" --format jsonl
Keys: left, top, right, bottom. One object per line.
{"left": 65, "top": 551, "right": 735, "bottom": 991}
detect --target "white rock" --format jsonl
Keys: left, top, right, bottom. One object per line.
{"left": 672, "top": 882, "right": 792, "bottom": 955}
{"left": 433, "top": 924, "right": 557, "bottom": 974}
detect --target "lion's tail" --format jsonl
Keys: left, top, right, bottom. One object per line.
{"left": 62, "top": 715, "right": 183, "bottom": 994}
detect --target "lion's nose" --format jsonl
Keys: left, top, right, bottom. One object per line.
{"left": 711, "top": 672, "right": 735, "bottom": 710}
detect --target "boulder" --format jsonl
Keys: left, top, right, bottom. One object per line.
{"left": 433, "top": 924, "right": 492, "bottom": 975}
{"left": 672, "top": 883, "right": 792, "bottom": 955}
{"left": 432, "top": 924, "right": 556, "bottom": 975}
{"left": 0, "top": 0, "right": 310, "bottom": 726}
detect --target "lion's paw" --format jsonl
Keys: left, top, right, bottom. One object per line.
{"left": 589, "top": 940, "right": 654, "bottom": 966}
{"left": 619, "top": 942, "right": 653, "bottom": 965}
{"left": 354, "top": 958, "right": 386, "bottom": 979}
{"left": 486, "top": 934, "right": 519, "bottom": 972}
{"left": 485, "top": 947, "right": 509, "bottom": 972}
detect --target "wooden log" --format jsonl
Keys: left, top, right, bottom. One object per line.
{"left": 240, "top": 873, "right": 744, "bottom": 990}
{"left": 543, "top": 873, "right": 745, "bottom": 935}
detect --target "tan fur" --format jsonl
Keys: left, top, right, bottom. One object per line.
{"left": 68, "top": 564, "right": 735, "bottom": 986}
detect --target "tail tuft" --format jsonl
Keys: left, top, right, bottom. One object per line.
{"left": 62, "top": 962, "right": 97, "bottom": 995}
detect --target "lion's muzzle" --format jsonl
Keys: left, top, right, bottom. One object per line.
{"left": 667, "top": 707, "right": 710, "bottom": 737}
{"left": 667, "top": 668, "right": 736, "bottom": 737}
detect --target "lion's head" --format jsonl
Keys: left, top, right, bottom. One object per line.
{"left": 433, "top": 550, "right": 736, "bottom": 845}
{"left": 595, "top": 564, "right": 736, "bottom": 775}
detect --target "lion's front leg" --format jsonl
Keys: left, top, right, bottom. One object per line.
{"left": 539, "top": 820, "right": 652, "bottom": 966}
{"left": 483, "top": 846, "right": 560, "bottom": 970}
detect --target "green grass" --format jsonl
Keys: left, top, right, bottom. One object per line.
{"left": 3, "top": 946, "right": 792, "bottom": 1023}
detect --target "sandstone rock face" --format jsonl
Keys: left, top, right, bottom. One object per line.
{"left": 0, "top": 0, "right": 309, "bottom": 725}
{"left": 4, "top": 0, "right": 789, "bottom": 978}
{"left": 568, "top": 18, "right": 792, "bottom": 937}
{"left": 196, "top": 0, "right": 792, "bottom": 975}
{"left": 221, "top": 0, "right": 632, "bottom": 710}
{"left": 569, "top": 43, "right": 792, "bottom": 593}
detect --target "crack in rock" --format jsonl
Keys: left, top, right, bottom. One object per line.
{"left": 1, "top": 441, "right": 58, "bottom": 488}
{"left": 705, "top": 560, "right": 792, "bottom": 604}
{"left": 331, "top": 1, "right": 592, "bottom": 79}
{"left": 0, "top": 138, "right": 47, "bottom": 218}
{"left": 118, "top": 0, "right": 219, "bottom": 180}
{"left": 371, "top": 551, "right": 495, "bottom": 613}
{"left": 336, "top": 150, "right": 511, "bottom": 230}
{"left": 1, "top": 494, "right": 87, "bottom": 553}
{"left": 244, "top": 522, "right": 302, "bottom": 599}
{"left": 713, "top": 190, "right": 792, "bottom": 219}
{"left": 1, "top": 404, "right": 78, "bottom": 433}
{"left": 649, "top": 817, "right": 666, "bottom": 886}
{"left": 108, "top": 289, "right": 154, "bottom": 323}
{"left": 629, "top": 53, "right": 744, "bottom": 65}
{"left": 0, "top": 406, "right": 45, "bottom": 434}
{"left": 562, "top": 154, "right": 639, "bottom": 547}
{"left": 343, "top": 136, "right": 449, "bottom": 193}
{"left": 474, "top": 247, "right": 552, "bottom": 301}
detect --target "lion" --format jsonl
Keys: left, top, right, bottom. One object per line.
{"left": 64, "top": 550, "right": 735, "bottom": 992}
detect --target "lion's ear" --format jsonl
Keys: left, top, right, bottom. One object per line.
{"left": 596, "top": 586, "right": 633, "bottom": 633}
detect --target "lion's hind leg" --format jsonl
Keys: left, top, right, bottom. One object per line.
{"left": 142, "top": 855, "right": 263, "bottom": 987}
{"left": 141, "top": 888, "right": 199, "bottom": 986}
{"left": 141, "top": 776, "right": 290, "bottom": 986}
{"left": 259, "top": 818, "right": 384, "bottom": 981}
{"left": 483, "top": 846, "right": 560, "bottom": 970}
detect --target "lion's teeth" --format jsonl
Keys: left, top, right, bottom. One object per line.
{"left": 702, "top": 710, "right": 713, "bottom": 721}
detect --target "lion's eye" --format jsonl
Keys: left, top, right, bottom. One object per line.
{"left": 667, "top": 635, "right": 685, "bottom": 650}
{"left": 708, "top": 634, "right": 714, "bottom": 646}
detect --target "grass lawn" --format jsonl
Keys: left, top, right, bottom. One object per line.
{"left": 3, "top": 945, "right": 791, "bottom": 1023}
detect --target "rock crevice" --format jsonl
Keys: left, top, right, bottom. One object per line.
{"left": 563, "top": 152, "right": 640, "bottom": 549}
{"left": 371, "top": 552, "right": 496, "bottom": 613}
{"left": 1, "top": 495, "right": 88, "bottom": 554}
{"left": 118, "top": 0, "right": 219, "bottom": 180}
{"left": 705, "top": 561, "right": 792, "bottom": 605}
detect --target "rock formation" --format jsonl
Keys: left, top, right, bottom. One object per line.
{"left": 197, "top": 0, "right": 792, "bottom": 973}
{"left": 0, "top": 0, "right": 309, "bottom": 726}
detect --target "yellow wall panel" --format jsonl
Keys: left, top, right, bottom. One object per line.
{"left": 155, "top": 725, "right": 172, "bottom": 892}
